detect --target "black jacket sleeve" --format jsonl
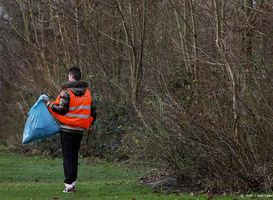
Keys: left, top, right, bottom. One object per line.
{"left": 49, "top": 90, "right": 70, "bottom": 115}
{"left": 90, "top": 96, "right": 97, "bottom": 124}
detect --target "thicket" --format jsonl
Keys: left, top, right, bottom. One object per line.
{"left": 0, "top": 0, "right": 272, "bottom": 193}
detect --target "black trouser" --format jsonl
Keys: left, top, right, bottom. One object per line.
{"left": 60, "top": 129, "right": 83, "bottom": 184}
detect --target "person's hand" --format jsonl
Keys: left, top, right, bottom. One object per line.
{"left": 43, "top": 97, "right": 50, "bottom": 107}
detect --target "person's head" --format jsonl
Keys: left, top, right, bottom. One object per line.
{"left": 68, "top": 67, "right": 81, "bottom": 81}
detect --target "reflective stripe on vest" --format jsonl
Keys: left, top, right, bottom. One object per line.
{"left": 65, "top": 114, "right": 90, "bottom": 119}
{"left": 48, "top": 88, "right": 93, "bottom": 129}
{"left": 69, "top": 106, "right": 91, "bottom": 111}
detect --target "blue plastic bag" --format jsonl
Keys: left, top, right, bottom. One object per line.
{"left": 22, "top": 94, "right": 60, "bottom": 145}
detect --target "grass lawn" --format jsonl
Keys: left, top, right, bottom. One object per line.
{"left": 0, "top": 149, "right": 243, "bottom": 200}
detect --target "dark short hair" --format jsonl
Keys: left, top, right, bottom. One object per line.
{"left": 69, "top": 67, "right": 81, "bottom": 81}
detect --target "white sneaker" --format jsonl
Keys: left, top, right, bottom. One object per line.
{"left": 63, "top": 187, "right": 75, "bottom": 193}
{"left": 63, "top": 183, "right": 75, "bottom": 193}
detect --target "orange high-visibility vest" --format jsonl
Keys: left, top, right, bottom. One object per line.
{"left": 49, "top": 88, "right": 93, "bottom": 129}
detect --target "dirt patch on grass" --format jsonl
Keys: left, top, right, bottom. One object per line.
{"left": 141, "top": 176, "right": 201, "bottom": 195}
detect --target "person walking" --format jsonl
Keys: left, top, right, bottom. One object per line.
{"left": 43, "top": 66, "right": 97, "bottom": 193}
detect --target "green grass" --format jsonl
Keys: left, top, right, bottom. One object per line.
{"left": 0, "top": 150, "right": 243, "bottom": 200}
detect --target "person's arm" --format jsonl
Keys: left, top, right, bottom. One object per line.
{"left": 90, "top": 97, "right": 97, "bottom": 124}
{"left": 46, "top": 90, "right": 70, "bottom": 115}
